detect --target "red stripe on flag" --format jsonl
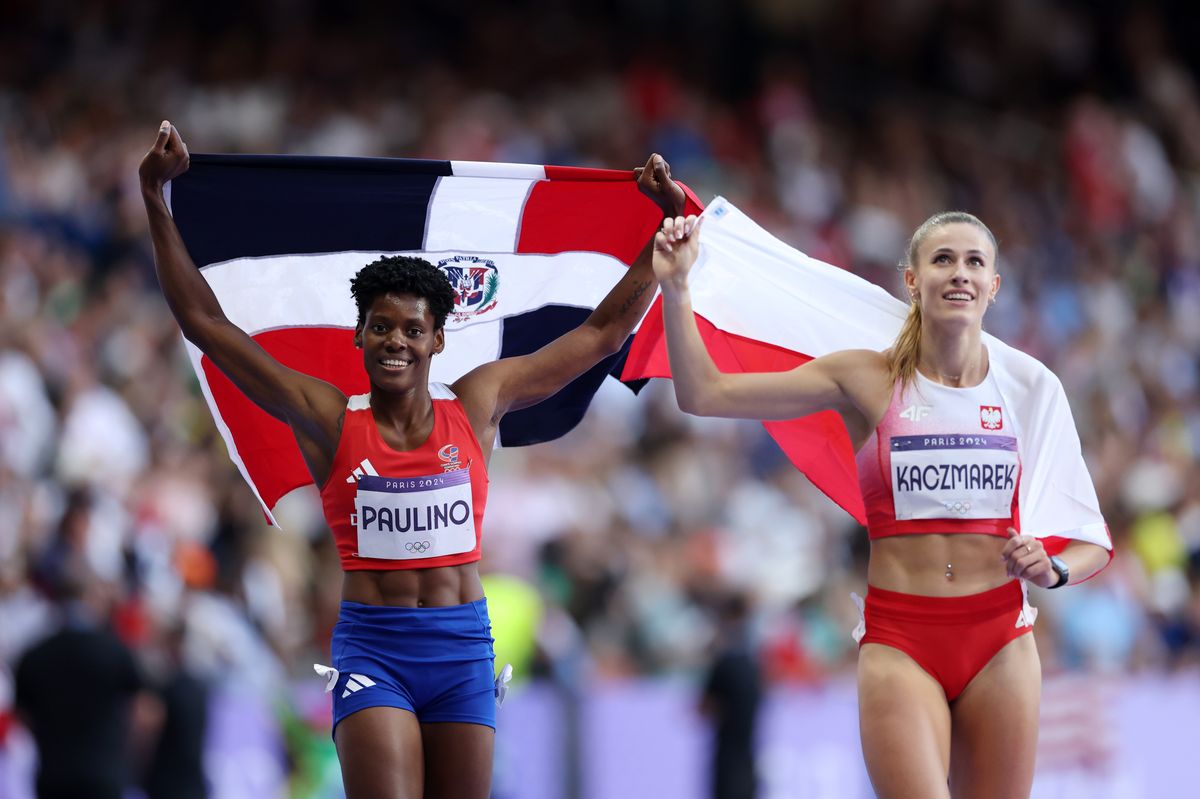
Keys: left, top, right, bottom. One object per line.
{"left": 624, "top": 301, "right": 867, "bottom": 523}
{"left": 1041, "top": 536, "right": 1070, "bottom": 557}
{"left": 517, "top": 179, "right": 704, "bottom": 265}
{"left": 544, "top": 165, "right": 635, "bottom": 182}
{"left": 201, "top": 328, "right": 368, "bottom": 512}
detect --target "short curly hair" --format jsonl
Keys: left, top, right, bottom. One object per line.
{"left": 350, "top": 256, "right": 455, "bottom": 331}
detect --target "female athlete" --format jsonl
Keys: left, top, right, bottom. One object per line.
{"left": 652, "top": 211, "right": 1110, "bottom": 798}
{"left": 140, "top": 121, "right": 684, "bottom": 798}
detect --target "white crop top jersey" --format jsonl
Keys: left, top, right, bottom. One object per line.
{"left": 856, "top": 369, "right": 1022, "bottom": 539}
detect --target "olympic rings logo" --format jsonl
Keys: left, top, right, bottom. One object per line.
{"left": 405, "top": 541, "right": 432, "bottom": 553}
{"left": 944, "top": 500, "right": 972, "bottom": 514}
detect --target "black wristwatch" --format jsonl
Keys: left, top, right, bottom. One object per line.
{"left": 1048, "top": 555, "right": 1069, "bottom": 589}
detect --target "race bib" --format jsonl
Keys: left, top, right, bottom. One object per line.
{"left": 353, "top": 470, "right": 475, "bottom": 559}
{"left": 890, "top": 434, "right": 1018, "bottom": 520}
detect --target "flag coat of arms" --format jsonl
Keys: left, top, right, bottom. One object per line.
{"left": 167, "top": 154, "right": 701, "bottom": 524}
{"left": 622, "top": 198, "right": 1111, "bottom": 559}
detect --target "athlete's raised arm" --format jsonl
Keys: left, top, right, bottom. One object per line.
{"left": 453, "top": 153, "right": 685, "bottom": 439}
{"left": 139, "top": 121, "right": 346, "bottom": 482}
{"left": 653, "top": 215, "right": 890, "bottom": 432}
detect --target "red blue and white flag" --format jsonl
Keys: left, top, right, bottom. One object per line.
{"left": 167, "top": 154, "right": 701, "bottom": 524}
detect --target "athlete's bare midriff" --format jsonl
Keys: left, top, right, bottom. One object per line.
{"left": 868, "top": 533, "right": 1012, "bottom": 596}
{"left": 342, "top": 561, "right": 485, "bottom": 607}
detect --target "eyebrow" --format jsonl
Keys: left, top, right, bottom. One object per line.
{"left": 367, "top": 310, "right": 428, "bottom": 324}
{"left": 930, "top": 247, "right": 988, "bottom": 257}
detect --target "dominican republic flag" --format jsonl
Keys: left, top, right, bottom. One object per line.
{"left": 623, "top": 198, "right": 1111, "bottom": 558}
{"left": 167, "top": 154, "right": 701, "bottom": 524}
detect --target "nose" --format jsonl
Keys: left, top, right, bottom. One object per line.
{"left": 951, "top": 258, "right": 970, "bottom": 283}
{"left": 383, "top": 329, "right": 407, "bottom": 350}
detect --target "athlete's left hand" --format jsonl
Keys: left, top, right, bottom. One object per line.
{"left": 139, "top": 120, "right": 190, "bottom": 191}
{"left": 1002, "top": 526, "right": 1055, "bottom": 587}
{"left": 634, "top": 153, "right": 686, "bottom": 218}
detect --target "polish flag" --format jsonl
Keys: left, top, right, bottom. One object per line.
{"left": 623, "top": 198, "right": 1111, "bottom": 556}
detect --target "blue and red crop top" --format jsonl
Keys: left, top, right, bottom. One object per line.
{"left": 855, "top": 370, "right": 1021, "bottom": 539}
{"left": 319, "top": 384, "right": 489, "bottom": 571}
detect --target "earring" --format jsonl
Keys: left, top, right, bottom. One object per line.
{"left": 988, "top": 296, "right": 996, "bottom": 305}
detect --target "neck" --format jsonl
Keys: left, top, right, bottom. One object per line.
{"left": 369, "top": 382, "right": 433, "bottom": 428}
{"left": 917, "top": 324, "right": 987, "bottom": 387}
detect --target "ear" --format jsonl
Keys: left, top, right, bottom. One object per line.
{"left": 989, "top": 272, "right": 1002, "bottom": 303}
{"left": 353, "top": 325, "right": 363, "bottom": 349}
{"left": 903, "top": 267, "right": 918, "bottom": 298}
{"left": 432, "top": 327, "right": 446, "bottom": 355}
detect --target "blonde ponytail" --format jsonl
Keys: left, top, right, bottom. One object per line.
{"left": 888, "top": 300, "right": 922, "bottom": 390}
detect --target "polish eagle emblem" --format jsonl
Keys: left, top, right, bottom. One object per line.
{"left": 980, "top": 405, "right": 1003, "bottom": 431}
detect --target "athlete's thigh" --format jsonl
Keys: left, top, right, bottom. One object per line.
{"left": 421, "top": 721, "right": 495, "bottom": 799}
{"left": 335, "top": 706, "right": 425, "bottom": 799}
{"left": 949, "top": 633, "right": 1040, "bottom": 799}
{"left": 858, "top": 643, "right": 953, "bottom": 799}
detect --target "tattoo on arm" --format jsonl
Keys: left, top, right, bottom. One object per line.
{"left": 617, "top": 280, "right": 651, "bottom": 316}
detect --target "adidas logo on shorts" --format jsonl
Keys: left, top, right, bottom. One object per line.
{"left": 342, "top": 673, "right": 376, "bottom": 699}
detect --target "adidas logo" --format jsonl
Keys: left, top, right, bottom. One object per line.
{"left": 342, "top": 673, "right": 376, "bottom": 699}
{"left": 346, "top": 458, "right": 380, "bottom": 484}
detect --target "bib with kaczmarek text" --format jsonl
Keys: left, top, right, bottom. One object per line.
{"left": 890, "top": 434, "right": 1018, "bottom": 520}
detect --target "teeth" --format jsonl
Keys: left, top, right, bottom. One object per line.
{"left": 382, "top": 360, "right": 409, "bottom": 368}
{"left": 945, "top": 293, "right": 972, "bottom": 301}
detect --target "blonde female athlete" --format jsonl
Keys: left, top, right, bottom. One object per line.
{"left": 140, "top": 121, "right": 684, "bottom": 799}
{"left": 652, "top": 212, "right": 1110, "bottom": 798}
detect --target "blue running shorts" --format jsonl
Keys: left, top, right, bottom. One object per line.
{"left": 330, "top": 598, "right": 497, "bottom": 734}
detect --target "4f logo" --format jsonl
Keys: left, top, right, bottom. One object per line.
{"left": 980, "top": 406, "right": 1003, "bottom": 430}
{"left": 899, "top": 404, "right": 933, "bottom": 422}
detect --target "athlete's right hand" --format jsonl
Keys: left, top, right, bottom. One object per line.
{"left": 652, "top": 214, "right": 703, "bottom": 292}
{"left": 138, "top": 120, "right": 190, "bottom": 191}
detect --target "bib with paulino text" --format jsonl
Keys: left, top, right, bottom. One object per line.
{"left": 353, "top": 469, "right": 476, "bottom": 560}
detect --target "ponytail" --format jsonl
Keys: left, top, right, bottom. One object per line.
{"left": 888, "top": 300, "right": 922, "bottom": 390}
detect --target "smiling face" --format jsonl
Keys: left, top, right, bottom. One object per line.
{"left": 355, "top": 292, "right": 445, "bottom": 393}
{"left": 905, "top": 221, "right": 1000, "bottom": 331}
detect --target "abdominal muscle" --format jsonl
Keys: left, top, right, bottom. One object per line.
{"left": 868, "top": 533, "right": 1013, "bottom": 596}
{"left": 342, "top": 562, "right": 486, "bottom": 607}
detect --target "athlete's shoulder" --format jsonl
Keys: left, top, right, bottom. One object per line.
{"left": 816, "top": 349, "right": 891, "bottom": 390}
{"left": 814, "top": 348, "right": 889, "bottom": 371}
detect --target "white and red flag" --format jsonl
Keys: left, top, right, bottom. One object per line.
{"left": 623, "top": 198, "right": 1111, "bottom": 556}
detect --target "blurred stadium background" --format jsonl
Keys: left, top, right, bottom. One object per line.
{"left": 1, "top": 1, "right": 1199, "bottom": 797}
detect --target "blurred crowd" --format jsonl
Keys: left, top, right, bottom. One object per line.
{"left": 2, "top": 0, "right": 1200, "bottom": 793}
